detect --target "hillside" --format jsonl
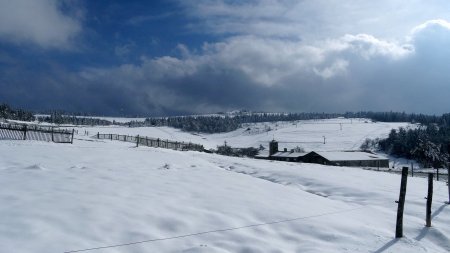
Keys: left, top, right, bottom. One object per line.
{"left": 76, "top": 118, "right": 411, "bottom": 151}
{"left": 0, "top": 120, "right": 448, "bottom": 253}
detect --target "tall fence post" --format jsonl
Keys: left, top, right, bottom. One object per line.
{"left": 136, "top": 135, "right": 139, "bottom": 147}
{"left": 426, "top": 173, "right": 433, "bottom": 227}
{"left": 51, "top": 127, "right": 54, "bottom": 142}
{"left": 23, "top": 125, "right": 27, "bottom": 140}
{"left": 436, "top": 168, "right": 439, "bottom": 181}
{"left": 447, "top": 164, "right": 450, "bottom": 205}
{"left": 71, "top": 129, "right": 74, "bottom": 144}
{"left": 396, "top": 167, "right": 409, "bottom": 238}
{"left": 411, "top": 163, "right": 414, "bottom": 177}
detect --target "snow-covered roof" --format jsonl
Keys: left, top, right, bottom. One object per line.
{"left": 272, "top": 152, "right": 308, "bottom": 158}
{"left": 255, "top": 151, "right": 270, "bottom": 158}
{"left": 314, "top": 152, "right": 388, "bottom": 161}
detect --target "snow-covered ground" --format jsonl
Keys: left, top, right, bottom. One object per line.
{"left": 0, "top": 121, "right": 449, "bottom": 253}
{"left": 76, "top": 118, "right": 416, "bottom": 168}
{"left": 76, "top": 118, "right": 412, "bottom": 151}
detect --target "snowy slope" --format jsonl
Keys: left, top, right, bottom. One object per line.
{"left": 76, "top": 118, "right": 412, "bottom": 151}
{"left": 0, "top": 134, "right": 448, "bottom": 253}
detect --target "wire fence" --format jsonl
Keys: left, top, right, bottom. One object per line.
{"left": 0, "top": 122, "right": 73, "bottom": 143}
{"left": 95, "top": 133, "right": 204, "bottom": 152}
{"left": 363, "top": 167, "right": 449, "bottom": 182}
{"left": 63, "top": 206, "right": 365, "bottom": 253}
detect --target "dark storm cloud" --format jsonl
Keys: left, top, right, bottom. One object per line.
{"left": 1, "top": 1, "right": 450, "bottom": 115}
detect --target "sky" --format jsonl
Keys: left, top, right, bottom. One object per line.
{"left": 1, "top": 0, "right": 450, "bottom": 116}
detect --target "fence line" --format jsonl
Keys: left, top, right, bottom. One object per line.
{"left": 0, "top": 122, "right": 74, "bottom": 143}
{"left": 95, "top": 133, "right": 204, "bottom": 152}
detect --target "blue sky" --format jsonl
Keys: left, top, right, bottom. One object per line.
{"left": 1, "top": 0, "right": 450, "bottom": 116}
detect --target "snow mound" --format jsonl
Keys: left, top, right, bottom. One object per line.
{"left": 69, "top": 165, "right": 90, "bottom": 170}
{"left": 23, "top": 164, "right": 46, "bottom": 170}
{"left": 159, "top": 163, "right": 171, "bottom": 170}
{"left": 181, "top": 245, "right": 230, "bottom": 253}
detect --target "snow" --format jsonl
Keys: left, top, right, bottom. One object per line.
{"left": 271, "top": 152, "right": 308, "bottom": 158}
{"left": 0, "top": 119, "right": 448, "bottom": 253}
{"left": 76, "top": 118, "right": 411, "bottom": 151}
{"left": 314, "top": 151, "right": 388, "bottom": 161}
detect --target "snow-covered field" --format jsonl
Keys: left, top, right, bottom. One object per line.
{"left": 1, "top": 119, "right": 448, "bottom": 253}
{"left": 76, "top": 118, "right": 412, "bottom": 151}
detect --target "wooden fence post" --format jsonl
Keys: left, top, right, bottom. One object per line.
{"left": 396, "top": 167, "right": 409, "bottom": 238}
{"left": 447, "top": 164, "right": 450, "bottom": 205}
{"left": 51, "top": 127, "right": 54, "bottom": 142}
{"left": 97, "top": 132, "right": 99, "bottom": 139}
{"left": 23, "top": 125, "right": 27, "bottom": 140}
{"left": 411, "top": 163, "right": 414, "bottom": 177}
{"left": 71, "top": 129, "right": 74, "bottom": 144}
{"left": 426, "top": 173, "right": 433, "bottom": 227}
{"left": 436, "top": 168, "right": 439, "bottom": 181}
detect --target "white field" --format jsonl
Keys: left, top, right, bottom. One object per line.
{"left": 76, "top": 118, "right": 417, "bottom": 168}
{"left": 76, "top": 118, "right": 412, "bottom": 151}
{"left": 0, "top": 119, "right": 448, "bottom": 253}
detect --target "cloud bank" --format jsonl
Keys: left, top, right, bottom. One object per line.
{"left": 0, "top": 1, "right": 449, "bottom": 116}
{"left": 0, "top": 0, "right": 82, "bottom": 49}
{"left": 2, "top": 19, "right": 448, "bottom": 115}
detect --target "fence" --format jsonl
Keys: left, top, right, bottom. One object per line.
{"left": 364, "top": 167, "right": 448, "bottom": 182}
{"left": 0, "top": 123, "right": 74, "bottom": 143}
{"left": 96, "top": 133, "right": 204, "bottom": 152}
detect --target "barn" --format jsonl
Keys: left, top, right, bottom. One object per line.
{"left": 260, "top": 140, "right": 389, "bottom": 168}
{"left": 301, "top": 151, "right": 389, "bottom": 168}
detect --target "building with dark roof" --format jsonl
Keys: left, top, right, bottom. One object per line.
{"left": 301, "top": 151, "right": 389, "bottom": 168}
{"left": 260, "top": 141, "right": 389, "bottom": 168}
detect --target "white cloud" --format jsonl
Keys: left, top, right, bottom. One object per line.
{"left": 0, "top": 0, "right": 82, "bottom": 49}
{"left": 180, "top": 0, "right": 450, "bottom": 41}
{"left": 71, "top": 18, "right": 450, "bottom": 114}
{"left": 314, "top": 59, "right": 348, "bottom": 79}
{"left": 83, "top": 30, "right": 415, "bottom": 89}
{"left": 196, "top": 34, "right": 412, "bottom": 84}
{"left": 411, "top": 19, "right": 450, "bottom": 35}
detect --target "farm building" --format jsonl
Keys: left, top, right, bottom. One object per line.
{"left": 259, "top": 141, "right": 389, "bottom": 168}
{"left": 301, "top": 151, "right": 389, "bottom": 168}
{"left": 265, "top": 140, "right": 307, "bottom": 161}
{"left": 271, "top": 151, "right": 308, "bottom": 162}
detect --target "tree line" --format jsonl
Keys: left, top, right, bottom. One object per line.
{"left": 345, "top": 111, "right": 443, "bottom": 125}
{"left": 129, "top": 112, "right": 343, "bottom": 133}
{"left": 0, "top": 103, "right": 35, "bottom": 121}
{"left": 362, "top": 114, "right": 450, "bottom": 167}
{"left": 36, "top": 113, "right": 112, "bottom": 126}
